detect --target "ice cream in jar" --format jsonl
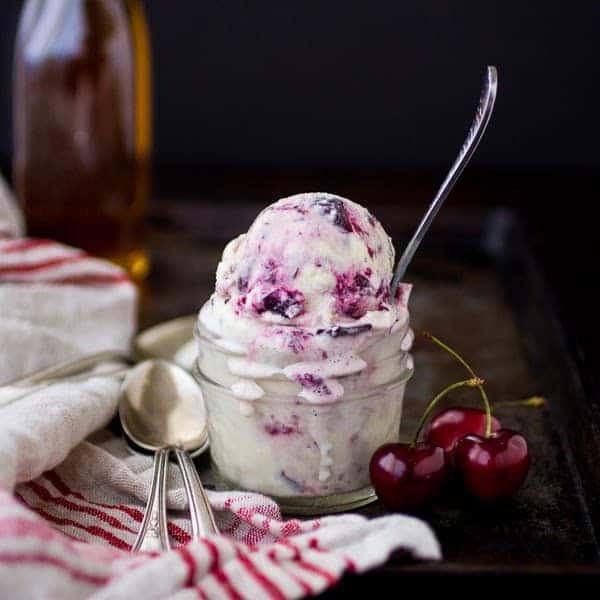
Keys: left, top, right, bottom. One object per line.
{"left": 195, "top": 192, "right": 413, "bottom": 511}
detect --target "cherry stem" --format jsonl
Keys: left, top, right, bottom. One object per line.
{"left": 423, "top": 332, "right": 494, "bottom": 437}
{"left": 493, "top": 396, "right": 547, "bottom": 410}
{"left": 411, "top": 377, "right": 483, "bottom": 448}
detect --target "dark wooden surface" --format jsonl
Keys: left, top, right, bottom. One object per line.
{"left": 141, "top": 171, "right": 600, "bottom": 588}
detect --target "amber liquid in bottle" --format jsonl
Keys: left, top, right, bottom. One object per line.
{"left": 13, "top": 0, "right": 151, "bottom": 279}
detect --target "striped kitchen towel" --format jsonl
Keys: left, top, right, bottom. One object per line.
{"left": 0, "top": 175, "right": 440, "bottom": 599}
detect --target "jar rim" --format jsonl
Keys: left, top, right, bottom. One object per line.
{"left": 194, "top": 316, "right": 411, "bottom": 356}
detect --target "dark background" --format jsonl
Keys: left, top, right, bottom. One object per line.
{"left": 0, "top": 1, "right": 598, "bottom": 380}
{"left": 1, "top": 0, "right": 600, "bottom": 170}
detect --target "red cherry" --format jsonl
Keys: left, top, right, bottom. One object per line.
{"left": 424, "top": 407, "right": 501, "bottom": 463}
{"left": 454, "top": 429, "right": 530, "bottom": 501}
{"left": 369, "top": 442, "right": 448, "bottom": 510}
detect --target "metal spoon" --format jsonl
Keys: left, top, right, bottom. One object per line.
{"left": 118, "top": 359, "right": 217, "bottom": 552}
{"left": 3, "top": 315, "right": 198, "bottom": 393}
{"left": 390, "top": 65, "right": 498, "bottom": 296}
{"left": 0, "top": 351, "right": 132, "bottom": 409}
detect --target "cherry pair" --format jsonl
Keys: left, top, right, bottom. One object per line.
{"left": 370, "top": 407, "right": 529, "bottom": 509}
{"left": 370, "top": 334, "right": 539, "bottom": 510}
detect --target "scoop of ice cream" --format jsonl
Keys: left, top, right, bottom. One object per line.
{"left": 215, "top": 192, "right": 395, "bottom": 327}
{"left": 198, "top": 192, "right": 412, "bottom": 404}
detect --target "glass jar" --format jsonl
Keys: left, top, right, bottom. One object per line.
{"left": 194, "top": 321, "right": 413, "bottom": 514}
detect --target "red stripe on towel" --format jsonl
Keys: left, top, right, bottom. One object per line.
{"left": 42, "top": 472, "right": 191, "bottom": 545}
{"left": 25, "top": 482, "right": 138, "bottom": 534}
{"left": 235, "top": 548, "right": 287, "bottom": 600}
{"left": 0, "top": 552, "right": 109, "bottom": 586}
{"left": 18, "top": 499, "right": 131, "bottom": 551}
{"left": 202, "top": 538, "right": 243, "bottom": 600}
{"left": 0, "top": 253, "right": 86, "bottom": 274}
{"left": 0, "top": 239, "right": 57, "bottom": 253}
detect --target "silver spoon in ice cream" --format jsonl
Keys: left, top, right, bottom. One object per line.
{"left": 119, "top": 359, "right": 217, "bottom": 552}
{"left": 391, "top": 65, "right": 498, "bottom": 295}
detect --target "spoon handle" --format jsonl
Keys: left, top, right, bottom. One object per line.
{"left": 5, "top": 351, "right": 132, "bottom": 387}
{"left": 390, "top": 66, "right": 498, "bottom": 295}
{"left": 174, "top": 448, "right": 219, "bottom": 538}
{"left": 0, "top": 367, "right": 130, "bottom": 409}
{"left": 133, "top": 448, "right": 171, "bottom": 552}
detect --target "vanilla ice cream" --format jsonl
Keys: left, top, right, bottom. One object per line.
{"left": 196, "top": 193, "right": 413, "bottom": 504}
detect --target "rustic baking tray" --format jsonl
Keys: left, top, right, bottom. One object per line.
{"left": 141, "top": 203, "right": 600, "bottom": 588}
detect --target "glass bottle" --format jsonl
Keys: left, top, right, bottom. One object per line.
{"left": 13, "top": 0, "right": 152, "bottom": 279}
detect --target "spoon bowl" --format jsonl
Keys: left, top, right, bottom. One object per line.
{"left": 119, "top": 359, "right": 208, "bottom": 453}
